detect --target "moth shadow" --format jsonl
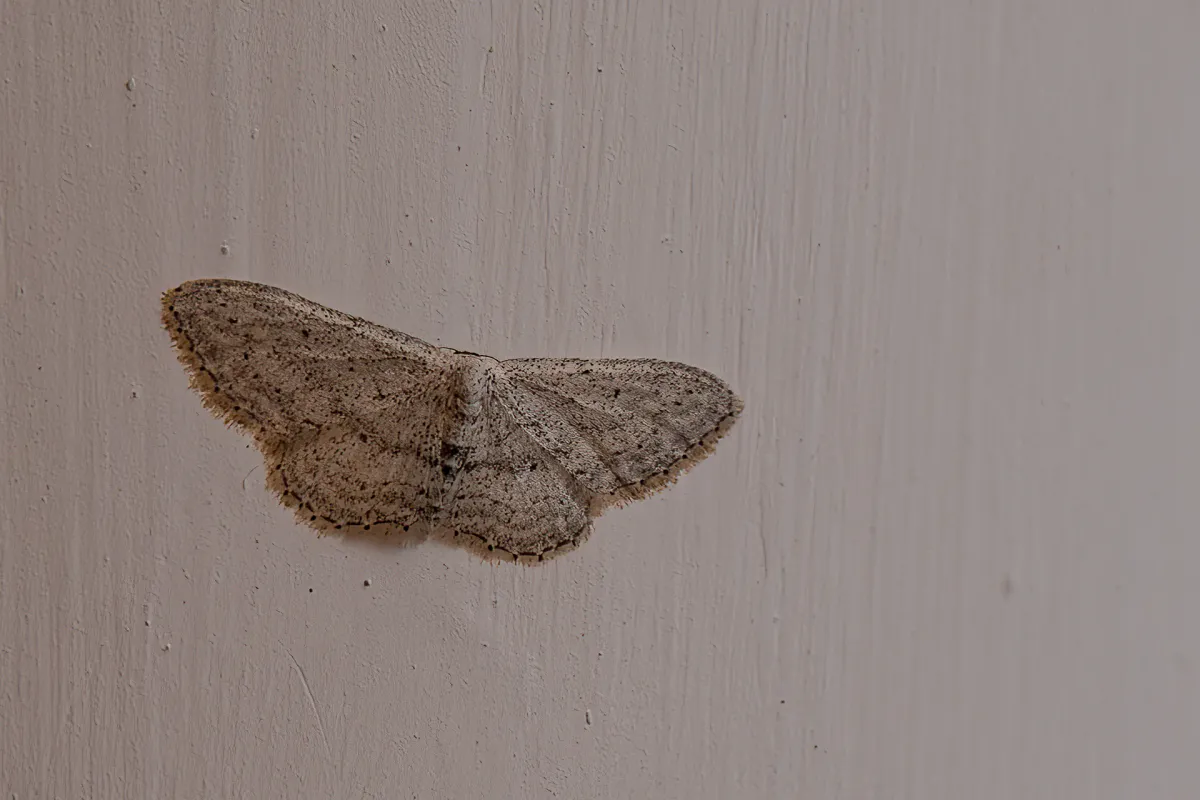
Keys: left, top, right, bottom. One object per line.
{"left": 319, "top": 520, "right": 433, "bottom": 555}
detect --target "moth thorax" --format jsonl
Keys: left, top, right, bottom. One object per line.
{"left": 460, "top": 357, "right": 496, "bottom": 416}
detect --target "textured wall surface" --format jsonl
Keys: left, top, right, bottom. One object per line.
{"left": 3, "top": 1, "right": 1198, "bottom": 798}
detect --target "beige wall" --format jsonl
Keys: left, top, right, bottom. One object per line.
{"left": 3, "top": 1, "right": 1198, "bottom": 797}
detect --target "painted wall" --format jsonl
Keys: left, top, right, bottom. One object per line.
{"left": 3, "top": 1, "right": 1198, "bottom": 797}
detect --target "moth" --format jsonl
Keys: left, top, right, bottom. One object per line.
{"left": 162, "top": 279, "right": 742, "bottom": 562}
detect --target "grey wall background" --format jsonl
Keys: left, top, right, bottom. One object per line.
{"left": 3, "top": 1, "right": 1198, "bottom": 797}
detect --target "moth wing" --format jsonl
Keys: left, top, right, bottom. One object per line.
{"left": 496, "top": 357, "right": 742, "bottom": 503}
{"left": 162, "top": 279, "right": 463, "bottom": 528}
{"left": 438, "top": 386, "right": 592, "bottom": 562}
